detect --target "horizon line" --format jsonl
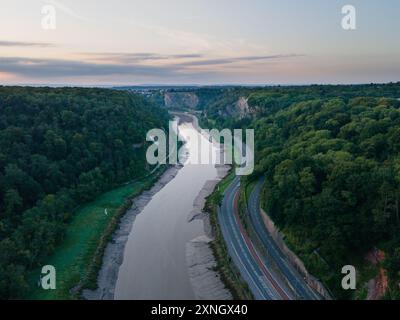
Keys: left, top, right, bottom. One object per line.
{"left": 1, "top": 81, "right": 400, "bottom": 89}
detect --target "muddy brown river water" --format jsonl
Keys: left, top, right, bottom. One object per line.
{"left": 114, "top": 120, "right": 221, "bottom": 300}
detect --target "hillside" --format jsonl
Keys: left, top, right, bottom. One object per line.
{"left": 198, "top": 83, "right": 400, "bottom": 299}
{"left": 0, "top": 87, "right": 169, "bottom": 298}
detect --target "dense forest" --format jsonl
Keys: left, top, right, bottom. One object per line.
{"left": 2, "top": 83, "right": 400, "bottom": 300}
{"left": 199, "top": 83, "right": 400, "bottom": 299}
{"left": 0, "top": 87, "right": 169, "bottom": 298}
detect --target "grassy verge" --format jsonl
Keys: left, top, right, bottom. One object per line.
{"left": 204, "top": 171, "right": 253, "bottom": 300}
{"left": 237, "top": 180, "right": 272, "bottom": 261}
{"left": 237, "top": 179, "right": 258, "bottom": 234}
{"left": 26, "top": 168, "right": 166, "bottom": 300}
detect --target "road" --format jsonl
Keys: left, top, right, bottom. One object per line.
{"left": 247, "top": 179, "right": 320, "bottom": 300}
{"left": 216, "top": 118, "right": 320, "bottom": 300}
{"left": 218, "top": 176, "right": 293, "bottom": 300}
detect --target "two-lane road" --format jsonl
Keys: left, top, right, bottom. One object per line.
{"left": 218, "top": 176, "right": 293, "bottom": 300}
{"left": 247, "top": 179, "right": 320, "bottom": 300}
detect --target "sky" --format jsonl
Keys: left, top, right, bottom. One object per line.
{"left": 0, "top": 0, "right": 399, "bottom": 85}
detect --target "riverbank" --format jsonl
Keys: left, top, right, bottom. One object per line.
{"left": 27, "top": 170, "right": 166, "bottom": 300}
{"left": 186, "top": 170, "right": 232, "bottom": 300}
{"left": 178, "top": 112, "right": 251, "bottom": 299}
{"left": 83, "top": 165, "right": 182, "bottom": 300}
{"left": 203, "top": 172, "right": 254, "bottom": 300}
{"left": 178, "top": 112, "right": 233, "bottom": 299}
{"left": 85, "top": 113, "right": 232, "bottom": 300}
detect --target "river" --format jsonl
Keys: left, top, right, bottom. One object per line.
{"left": 114, "top": 117, "right": 222, "bottom": 300}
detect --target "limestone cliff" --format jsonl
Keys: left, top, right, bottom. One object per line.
{"left": 164, "top": 92, "right": 199, "bottom": 109}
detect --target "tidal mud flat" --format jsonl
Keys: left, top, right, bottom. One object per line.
{"left": 186, "top": 167, "right": 232, "bottom": 300}
{"left": 182, "top": 112, "right": 232, "bottom": 300}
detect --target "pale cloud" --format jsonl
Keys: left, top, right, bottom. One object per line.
{"left": 0, "top": 41, "right": 54, "bottom": 47}
{"left": 126, "top": 20, "right": 261, "bottom": 56}
{"left": 174, "top": 54, "right": 305, "bottom": 67}
{"left": 81, "top": 52, "right": 205, "bottom": 64}
{"left": 0, "top": 53, "right": 304, "bottom": 80}
{"left": 0, "top": 56, "right": 179, "bottom": 78}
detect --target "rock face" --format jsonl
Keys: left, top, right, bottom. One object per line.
{"left": 164, "top": 92, "right": 199, "bottom": 109}
{"left": 217, "top": 96, "right": 254, "bottom": 119}
{"left": 365, "top": 248, "right": 388, "bottom": 300}
{"left": 236, "top": 97, "right": 252, "bottom": 117}
{"left": 186, "top": 235, "right": 232, "bottom": 300}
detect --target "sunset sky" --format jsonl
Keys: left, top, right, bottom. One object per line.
{"left": 0, "top": 0, "right": 399, "bottom": 85}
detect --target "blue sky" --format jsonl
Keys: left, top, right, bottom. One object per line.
{"left": 0, "top": 0, "right": 399, "bottom": 85}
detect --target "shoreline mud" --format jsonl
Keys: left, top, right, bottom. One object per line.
{"left": 186, "top": 168, "right": 232, "bottom": 300}
{"left": 178, "top": 112, "right": 233, "bottom": 300}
